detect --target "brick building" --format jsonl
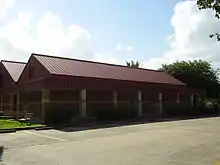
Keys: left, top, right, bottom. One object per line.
{"left": 0, "top": 53, "right": 204, "bottom": 123}
{"left": 0, "top": 60, "right": 26, "bottom": 117}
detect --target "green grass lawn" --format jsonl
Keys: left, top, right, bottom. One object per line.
{"left": 0, "top": 119, "right": 42, "bottom": 129}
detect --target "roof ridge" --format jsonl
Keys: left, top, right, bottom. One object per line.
{"left": 1, "top": 60, "right": 26, "bottom": 64}
{"left": 32, "top": 53, "right": 163, "bottom": 73}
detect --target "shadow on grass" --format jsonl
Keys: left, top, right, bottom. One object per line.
{"left": 53, "top": 113, "right": 220, "bottom": 132}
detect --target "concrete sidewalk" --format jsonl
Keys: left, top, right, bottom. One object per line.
{"left": 1, "top": 117, "right": 220, "bottom": 165}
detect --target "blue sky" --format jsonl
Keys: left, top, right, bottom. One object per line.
{"left": 14, "top": 0, "right": 180, "bottom": 61}
{"left": 1, "top": 0, "right": 219, "bottom": 69}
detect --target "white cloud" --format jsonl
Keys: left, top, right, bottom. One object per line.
{"left": 0, "top": 4, "right": 131, "bottom": 65}
{"left": 3, "top": 0, "right": 219, "bottom": 71}
{"left": 0, "top": 0, "right": 14, "bottom": 20}
{"left": 34, "top": 11, "right": 93, "bottom": 59}
{"left": 94, "top": 52, "right": 134, "bottom": 66}
{"left": 115, "top": 43, "right": 132, "bottom": 52}
{"left": 124, "top": 46, "right": 133, "bottom": 51}
{"left": 0, "top": 1, "right": 93, "bottom": 62}
{"left": 94, "top": 52, "right": 119, "bottom": 64}
{"left": 95, "top": 43, "right": 136, "bottom": 65}
{"left": 116, "top": 43, "right": 122, "bottom": 51}
{"left": 144, "top": 0, "right": 220, "bottom": 69}
{"left": 0, "top": 0, "right": 142, "bottom": 68}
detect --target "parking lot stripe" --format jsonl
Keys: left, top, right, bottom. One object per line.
{"left": 23, "top": 131, "right": 66, "bottom": 141}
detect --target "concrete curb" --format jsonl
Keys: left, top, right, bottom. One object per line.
{"left": 0, "top": 129, "right": 16, "bottom": 134}
{"left": 16, "top": 126, "right": 46, "bottom": 131}
{"left": 0, "top": 126, "right": 48, "bottom": 133}
{"left": 35, "top": 126, "right": 53, "bottom": 131}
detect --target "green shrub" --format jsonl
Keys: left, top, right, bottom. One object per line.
{"left": 162, "top": 102, "right": 189, "bottom": 117}
{"left": 163, "top": 101, "right": 220, "bottom": 118}
{"left": 186, "top": 106, "right": 200, "bottom": 116}
{"left": 162, "top": 102, "right": 204, "bottom": 117}
{"left": 199, "top": 102, "right": 219, "bottom": 115}
{"left": 96, "top": 107, "right": 137, "bottom": 121}
{"left": 117, "top": 108, "right": 137, "bottom": 119}
{"left": 45, "top": 108, "right": 73, "bottom": 125}
{"left": 96, "top": 108, "right": 117, "bottom": 121}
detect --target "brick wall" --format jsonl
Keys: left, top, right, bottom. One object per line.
{"left": 26, "top": 91, "right": 42, "bottom": 102}
{"left": 87, "top": 102, "right": 113, "bottom": 117}
{"left": 50, "top": 90, "right": 80, "bottom": 101}
{"left": 86, "top": 90, "right": 113, "bottom": 117}
{"left": 45, "top": 90, "right": 80, "bottom": 119}
{"left": 18, "top": 90, "right": 42, "bottom": 119}
{"left": 141, "top": 89, "right": 160, "bottom": 116}
{"left": 25, "top": 103, "right": 42, "bottom": 119}
{"left": 87, "top": 90, "right": 112, "bottom": 102}
{"left": 1, "top": 93, "right": 12, "bottom": 111}
{"left": 44, "top": 102, "right": 80, "bottom": 117}
{"left": 162, "top": 90, "right": 177, "bottom": 102}
{"left": 142, "top": 102, "right": 159, "bottom": 116}
{"left": 117, "top": 90, "right": 138, "bottom": 117}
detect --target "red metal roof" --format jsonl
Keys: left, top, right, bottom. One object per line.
{"left": 33, "top": 53, "right": 185, "bottom": 86}
{"left": 1, "top": 60, "right": 26, "bottom": 82}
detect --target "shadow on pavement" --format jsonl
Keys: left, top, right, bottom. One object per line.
{"left": 54, "top": 114, "right": 220, "bottom": 132}
{"left": 0, "top": 146, "right": 4, "bottom": 163}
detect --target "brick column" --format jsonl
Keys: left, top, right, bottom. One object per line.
{"left": 42, "top": 89, "right": 50, "bottom": 122}
{"left": 159, "top": 92, "right": 163, "bottom": 116}
{"left": 198, "top": 95, "right": 202, "bottom": 103}
{"left": 81, "top": 89, "right": 87, "bottom": 117}
{"left": 176, "top": 93, "right": 180, "bottom": 103}
{"left": 10, "top": 93, "right": 13, "bottom": 111}
{"left": 113, "top": 90, "right": 117, "bottom": 109}
{"left": 190, "top": 94, "right": 194, "bottom": 106}
{"left": 16, "top": 93, "right": 20, "bottom": 119}
{"left": 138, "top": 91, "right": 142, "bottom": 116}
{"left": 0, "top": 94, "right": 2, "bottom": 111}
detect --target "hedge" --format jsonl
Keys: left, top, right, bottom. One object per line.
{"left": 162, "top": 102, "right": 220, "bottom": 118}
{"left": 96, "top": 107, "right": 137, "bottom": 121}
{"left": 44, "top": 108, "right": 73, "bottom": 125}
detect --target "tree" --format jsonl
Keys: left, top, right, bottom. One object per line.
{"left": 159, "top": 60, "right": 220, "bottom": 98}
{"left": 197, "top": 0, "right": 220, "bottom": 40}
{"left": 197, "top": 0, "right": 220, "bottom": 18}
{"left": 126, "top": 60, "right": 141, "bottom": 68}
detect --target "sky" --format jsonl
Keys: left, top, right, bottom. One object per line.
{"left": 0, "top": 0, "right": 220, "bottom": 69}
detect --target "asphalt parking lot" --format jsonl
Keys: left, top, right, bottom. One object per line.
{"left": 1, "top": 117, "right": 220, "bottom": 165}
